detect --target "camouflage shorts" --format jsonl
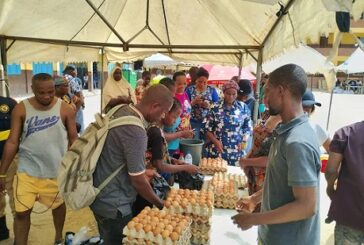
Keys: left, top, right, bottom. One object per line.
{"left": 335, "top": 223, "right": 364, "bottom": 245}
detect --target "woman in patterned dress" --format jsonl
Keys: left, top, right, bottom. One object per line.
{"left": 203, "top": 81, "right": 252, "bottom": 166}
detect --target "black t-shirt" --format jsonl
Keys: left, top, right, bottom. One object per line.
{"left": 147, "top": 126, "right": 164, "bottom": 161}
{"left": 0, "top": 97, "right": 17, "bottom": 156}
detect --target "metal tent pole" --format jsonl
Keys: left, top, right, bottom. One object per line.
{"left": 100, "top": 48, "right": 105, "bottom": 113}
{"left": 326, "top": 88, "right": 334, "bottom": 131}
{"left": 253, "top": 49, "right": 263, "bottom": 125}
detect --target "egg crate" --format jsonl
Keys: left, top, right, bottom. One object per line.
{"left": 199, "top": 157, "right": 228, "bottom": 175}
{"left": 202, "top": 180, "right": 239, "bottom": 209}
{"left": 164, "top": 188, "right": 214, "bottom": 217}
{"left": 191, "top": 233, "right": 210, "bottom": 245}
{"left": 123, "top": 207, "right": 191, "bottom": 245}
{"left": 189, "top": 214, "right": 212, "bottom": 224}
{"left": 212, "top": 172, "right": 247, "bottom": 189}
{"left": 191, "top": 223, "right": 211, "bottom": 233}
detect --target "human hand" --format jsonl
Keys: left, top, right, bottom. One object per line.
{"left": 214, "top": 140, "right": 224, "bottom": 153}
{"left": 192, "top": 97, "right": 203, "bottom": 106}
{"left": 231, "top": 210, "right": 254, "bottom": 231}
{"left": 183, "top": 164, "right": 200, "bottom": 174}
{"left": 236, "top": 196, "right": 256, "bottom": 213}
{"left": 145, "top": 169, "right": 160, "bottom": 182}
{"left": 179, "top": 130, "right": 194, "bottom": 139}
{"left": 200, "top": 100, "right": 210, "bottom": 108}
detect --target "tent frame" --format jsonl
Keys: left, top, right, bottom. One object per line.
{"left": 0, "top": 0, "right": 296, "bottom": 123}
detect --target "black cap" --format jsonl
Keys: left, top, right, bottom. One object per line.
{"left": 238, "top": 79, "right": 252, "bottom": 96}
{"left": 302, "top": 90, "right": 321, "bottom": 107}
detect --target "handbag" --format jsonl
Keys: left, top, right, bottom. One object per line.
{"left": 151, "top": 176, "right": 171, "bottom": 200}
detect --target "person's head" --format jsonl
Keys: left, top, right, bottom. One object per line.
{"left": 112, "top": 67, "right": 122, "bottom": 82}
{"left": 222, "top": 80, "right": 239, "bottom": 105}
{"left": 142, "top": 71, "right": 151, "bottom": 86}
{"left": 264, "top": 64, "right": 307, "bottom": 117}
{"left": 230, "top": 76, "right": 239, "bottom": 83}
{"left": 173, "top": 71, "right": 187, "bottom": 93}
{"left": 188, "top": 66, "right": 199, "bottom": 84}
{"left": 31, "top": 73, "right": 55, "bottom": 106}
{"left": 302, "top": 90, "right": 321, "bottom": 115}
{"left": 195, "top": 67, "right": 209, "bottom": 90}
{"left": 159, "top": 77, "right": 176, "bottom": 96}
{"left": 54, "top": 76, "right": 69, "bottom": 97}
{"left": 139, "top": 84, "right": 174, "bottom": 123}
{"left": 162, "top": 98, "right": 182, "bottom": 127}
{"left": 63, "top": 64, "right": 77, "bottom": 77}
{"left": 237, "top": 79, "right": 252, "bottom": 102}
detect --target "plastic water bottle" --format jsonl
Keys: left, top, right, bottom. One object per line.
{"left": 185, "top": 153, "right": 193, "bottom": 165}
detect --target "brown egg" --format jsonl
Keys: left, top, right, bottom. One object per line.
{"left": 165, "top": 224, "right": 174, "bottom": 232}
{"left": 143, "top": 224, "right": 152, "bottom": 233}
{"left": 170, "top": 232, "right": 179, "bottom": 241}
{"left": 153, "top": 227, "right": 162, "bottom": 236}
{"left": 174, "top": 226, "right": 182, "bottom": 234}
{"left": 159, "top": 222, "right": 166, "bottom": 229}
{"left": 151, "top": 216, "right": 159, "bottom": 223}
{"left": 161, "top": 230, "right": 170, "bottom": 239}
{"left": 135, "top": 223, "right": 143, "bottom": 232}
{"left": 165, "top": 200, "right": 171, "bottom": 208}
{"left": 172, "top": 201, "right": 179, "bottom": 207}
{"left": 127, "top": 221, "right": 135, "bottom": 229}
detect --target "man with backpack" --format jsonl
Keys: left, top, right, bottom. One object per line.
{"left": 0, "top": 73, "right": 78, "bottom": 245}
{"left": 90, "top": 84, "right": 173, "bottom": 245}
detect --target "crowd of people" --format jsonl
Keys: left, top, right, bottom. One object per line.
{"left": 0, "top": 63, "right": 362, "bottom": 245}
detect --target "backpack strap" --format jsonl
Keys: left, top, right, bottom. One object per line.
{"left": 97, "top": 115, "right": 145, "bottom": 191}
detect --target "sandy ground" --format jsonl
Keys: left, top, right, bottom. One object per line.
{"left": 1, "top": 89, "right": 362, "bottom": 245}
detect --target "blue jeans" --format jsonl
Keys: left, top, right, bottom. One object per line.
{"left": 93, "top": 211, "right": 133, "bottom": 245}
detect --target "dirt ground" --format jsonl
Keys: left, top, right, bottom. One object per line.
{"left": 0, "top": 89, "right": 362, "bottom": 245}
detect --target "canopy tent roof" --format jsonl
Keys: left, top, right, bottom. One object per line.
{"left": 262, "top": 44, "right": 335, "bottom": 75}
{"left": 337, "top": 47, "right": 364, "bottom": 74}
{"left": 1, "top": 0, "right": 364, "bottom": 65}
{"left": 260, "top": 44, "right": 336, "bottom": 90}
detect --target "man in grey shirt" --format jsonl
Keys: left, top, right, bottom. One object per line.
{"left": 90, "top": 84, "right": 173, "bottom": 245}
{"left": 232, "top": 64, "right": 321, "bottom": 245}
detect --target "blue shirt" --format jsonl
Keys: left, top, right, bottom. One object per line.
{"left": 259, "top": 114, "right": 321, "bottom": 245}
{"left": 204, "top": 100, "right": 252, "bottom": 166}
{"left": 163, "top": 117, "right": 181, "bottom": 151}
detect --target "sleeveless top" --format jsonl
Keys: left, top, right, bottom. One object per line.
{"left": 18, "top": 99, "right": 68, "bottom": 178}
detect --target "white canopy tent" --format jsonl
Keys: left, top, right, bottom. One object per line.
{"left": 143, "top": 53, "right": 181, "bottom": 68}
{"left": 262, "top": 44, "right": 336, "bottom": 91}
{"left": 1, "top": 0, "right": 364, "bottom": 121}
{"left": 337, "top": 47, "right": 364, "bottom": 74}
{"left": 1, "top": 0, "right": 364, "bottom": 65}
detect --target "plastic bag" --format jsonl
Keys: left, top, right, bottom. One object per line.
{"left": 177, "top": 172, "right": 204, "bottom": 190}
{"left": 71, "top": 227, "right": 89, "bottom": 245}
{"left": 151, "top": 176, "right": 171, "bottom": 200}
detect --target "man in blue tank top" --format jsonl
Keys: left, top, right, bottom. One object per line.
{"left": 0, "top": 73, "right": 78, "bottom": 245}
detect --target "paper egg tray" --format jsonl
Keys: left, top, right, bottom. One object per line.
{"left": 199, "top": 157, "right": 228, "bottom": 175}
{"left": 212, "top": 172, "right": 247, "bottom": 189}
{"left": 164, "top": 189, "right": 214, "bottom": 217}
{"left": 202, "top": 180, "right": 239, "bottom": 209}
{"left": 123, "top": 207, "right": 191, "bottom": 245}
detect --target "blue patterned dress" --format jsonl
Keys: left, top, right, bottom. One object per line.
{"left": 204, "top": 100, "right": 252, "bottom": 166}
